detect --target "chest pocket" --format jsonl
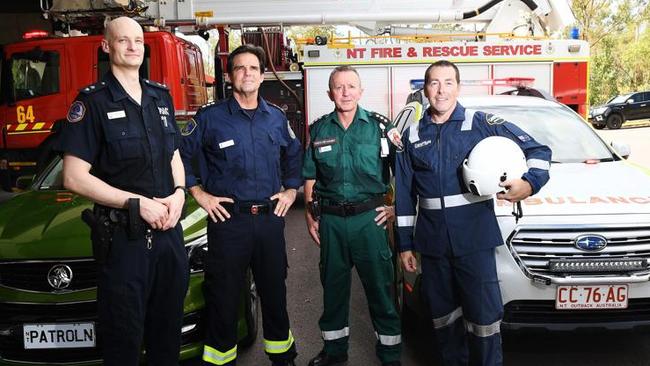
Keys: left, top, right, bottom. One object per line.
{"left": 411, "top": 144, "right": 434, "bottom": 170}
{"left": 267, "top": 129, "right": 288, "bottom": 158}
{"left": 352, "top": 143, "right": 380, "bottom": 178}
{"left": 103, "top": 120, "right": 144, "bottom": 160}
{"left": 157, "top": 105, "right": 177, "bottom": 157}
{"left": 313, "top": 140, "right": 340, "bottom": 184}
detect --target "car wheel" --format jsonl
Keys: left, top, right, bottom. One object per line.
{"left": 592, "top": 123, "right": 605, "bottom": 130}
{"left": 606, "top": 114, "right": 623, "bottom": 129}
{"left": 238, "top": 270, "right": 259, "bottom": 347}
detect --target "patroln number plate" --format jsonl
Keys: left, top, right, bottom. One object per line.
{"left": 555, "top": 285, "right": 628, "bottom": 310}
{"left": 23, "top": 322, "right": 95, "bottom": 349}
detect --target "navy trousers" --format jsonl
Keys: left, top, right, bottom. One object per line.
{"left": 97, "top": 224, "right": 189, "bottom": 366}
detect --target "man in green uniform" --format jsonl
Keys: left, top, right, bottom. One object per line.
{"left": 303, "top": 65, "right": 401, "bottom": 366}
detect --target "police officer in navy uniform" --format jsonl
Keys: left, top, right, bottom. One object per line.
{"left": 395, "top": 60, "right": 551, "bottom": 366}
{"left": 58, "top": 17, "right": 189, "bottom": 366}
{"left": 179, "top": 44, "right": 302, "bottom": 366}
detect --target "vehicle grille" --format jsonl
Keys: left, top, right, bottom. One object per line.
{"left": 504, "top": 299, "right": 650, "bottom": 325}
{"left": 0, "top": 259, "right": 98, "bottom": 292}
{"left": 0, "top": 301, "right": 102, "bottom": 363}
{"left": 508, "top": 226, "right": 650, "bottom": 277}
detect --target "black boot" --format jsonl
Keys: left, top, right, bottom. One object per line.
{"left": 272, "top": 360, "right": 296, "bottom": 366}
{"left": 307, "top": 350, "right": 348, "bottom": 366}
{"left": 382, "top": 362, "right": 401, "bottom": 366}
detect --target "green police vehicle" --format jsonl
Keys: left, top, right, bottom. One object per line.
{"left": 0, "top": 157, "right": 259, "bottom": 364}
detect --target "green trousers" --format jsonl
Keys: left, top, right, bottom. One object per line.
{"left": 318, "top": 209, "right": 402, "bottom": 363}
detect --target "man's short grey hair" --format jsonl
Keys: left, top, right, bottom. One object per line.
{"left": 328, "top": 65, "right": 361, "bottom": 90}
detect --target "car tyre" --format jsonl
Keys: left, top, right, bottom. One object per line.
{"left": 606, "top": 114, "right": 623, "bottom": 129}
{"left": 238, "top": 269, "right": 259, "bottom": 348}
{"left": 592, "top": 123, "right": 605, "bottom": 130}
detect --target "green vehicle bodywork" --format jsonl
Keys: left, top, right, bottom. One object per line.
{"left": 0, "top": 158, "right": 258, "bottom": 365}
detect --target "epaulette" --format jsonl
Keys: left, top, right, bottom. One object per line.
{"left": 311, "top": 114, "right": 329, "bottom": 127}
{"left": 370, "top": 111, "right": 391, "bottom": 130}
{"left": 79, "top": 81, "right": 107, "bottom": 94}
{"left": 143, "top": 79, "right": 169, "bottom": 90}
{"left": 267, "top": 101, "right": 287, "bottom": 115}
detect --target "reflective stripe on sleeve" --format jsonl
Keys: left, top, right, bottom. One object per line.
{"left": 465, "top": 319, "right": 501, "bottom": 337}
{"left": 462, "top": 110, "right": 475, "bottom": 131}
{"left": 374, "top": 332, "right": 402, "bottom": 346}
{"left": 433, "top": 307, "right": 463, "bottom": 329}
{"left": 322, "top": 327, "right": 350, "bottom": 341}
{"left": 203, "top": 344, "right": 237, "bottom": 365}
{"left": 397, "top": 215, "right": 416, "bottom": 227}
{"left": 264, "top": 330, "right": 295, "bottom": 354}
{"left": 527, "top": 159, "right": 550, "bottom": 170}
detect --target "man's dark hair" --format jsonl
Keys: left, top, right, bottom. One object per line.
{"left": 424, "top": 60, "right": 460, "bottom": 85}
{"left": 227, "top": 44, "right": 266, "bottom": 74}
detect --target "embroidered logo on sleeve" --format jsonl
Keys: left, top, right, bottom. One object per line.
{"left": 486, "top": 114, "right": 505, "bottom": 125}
{"left": 67, "top": 101, "right": 86, "bottom": 123}
{"left": 181, "top": 118, "right": 197, "bottom": 136}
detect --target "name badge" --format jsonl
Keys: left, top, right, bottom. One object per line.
{"left": 318, "top": 145, "right": 332, "bottom": 153}
{"left": 107, "top": 110, "right": 126, "bottom": 120}
{"left": 219, "top": 139, "right": 235, "bottom": 149}
{"left": 380, "top": 138, "right": 389, "bottom": 157}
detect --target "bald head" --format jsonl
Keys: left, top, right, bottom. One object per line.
{"left": 101, "top": 16, "right": 145, "bottom": 71}
{"left": 104, "top": 17, "right": 143, "bottom": 42}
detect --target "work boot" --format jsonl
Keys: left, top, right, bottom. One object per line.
{"left": 307, "top": 350, "right": 348, "bottom": 366}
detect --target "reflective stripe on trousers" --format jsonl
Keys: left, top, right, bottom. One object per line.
{"left": 432, "top": 307, "right": 463, "bottom": 329}
{"left": 322, "top": 326, "right": 350, "bottom": 341}
{"left": 466, "top": 319, "right": 501, "bottom": 337}
{"left": 374, "top": 332, "right": 402, "bottom": 346}
{"left": 264, "top": 330, "right": 295, "bottom": 354}
{"left": 203, "top": 344, "right": 237, "bottom": 365}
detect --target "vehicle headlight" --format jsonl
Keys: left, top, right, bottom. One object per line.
{"left": 185, "top": 236, "right": 208, "bottom": 273}
{"left": 591, "top": 107, "right": 608, "bottom": 116}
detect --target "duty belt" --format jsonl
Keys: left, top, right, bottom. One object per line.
{"left": 321, "top": 196, "right": 385, "bottom": 217}
{"left": 94, "top": 204, "right": 147, "bottom": 233}
{"left": 223, "top": 200, "right": 277, "bottom": 215}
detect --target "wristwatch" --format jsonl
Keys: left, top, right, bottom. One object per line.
{"left": 174, "top": 185, "right": 187, "bottom": 195}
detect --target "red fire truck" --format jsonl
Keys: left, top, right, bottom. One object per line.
{"left": 0, "top": 30, "right": 207, "bottom": 190}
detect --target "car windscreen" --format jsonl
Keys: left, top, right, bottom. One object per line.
{"left": 38, "top": 158, "right": 63, "bottom": 190}
{"left": 465, "top": 104, "right": 615, "bottom": 164}
{"left": 608, "top": 94, "right": 633, "bottom": 104}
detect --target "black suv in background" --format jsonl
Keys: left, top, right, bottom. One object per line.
{"left": 589, "top": 91, "right": 650, "bottom": 129}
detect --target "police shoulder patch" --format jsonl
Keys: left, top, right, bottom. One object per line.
{"left": 267, "top": 101, "right": 287, "bottom": 115}
{"left": 485, "top": 113, "right": 506, "bottom": 125}
{"left": 67, "top": 100, "right": 86, "bottom": 123}
{"left": 181, "top": 118, "right": 198, "bottom": 136}
{"left": 144, "top": 79, "right": 169, "bottom": 90}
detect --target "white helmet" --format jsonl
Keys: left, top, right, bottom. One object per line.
{"left": 462, "top": 136, "right": 528, "bottom": 196}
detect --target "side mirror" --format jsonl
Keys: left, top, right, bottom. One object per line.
{"left": 611, "top": 141, "right": 631, "bottom": 159}
{"left": 15, "top": 174, "right": 35, "bottom": 190}
{"left": 626, "top": 99, "right": 634, "bottom": 104}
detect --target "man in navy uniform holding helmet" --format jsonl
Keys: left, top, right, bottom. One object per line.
{"left": 180, "top": 44, "right": 302, "bottom": 366}
{"left": 395, "top": 60, "right": 551, "bottom": 366}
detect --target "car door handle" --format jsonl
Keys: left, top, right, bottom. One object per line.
{"left": 641, "top": 104, "right": 647, "bottom": 107}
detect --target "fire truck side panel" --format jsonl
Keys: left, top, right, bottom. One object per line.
{"left": 553, "top": 61, "right": 588, "bottom": 115}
